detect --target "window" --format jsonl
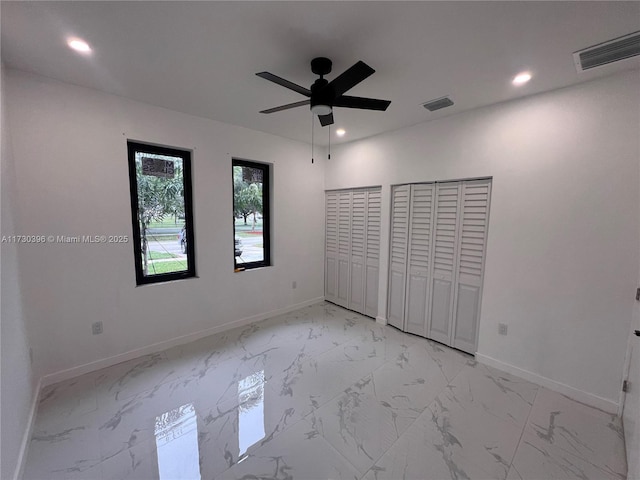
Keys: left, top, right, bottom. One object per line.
{"left": 233, "top": 159, "right": 270, "bottom": 270}
{"left": 127, "top": 141, "right": 195, "bottom": 285}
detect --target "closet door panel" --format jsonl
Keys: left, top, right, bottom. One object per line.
{"left": 452, "top": 179, "right": 491, "bottom": 353}
{"left": 387, "top": 185, "right": 410, "bottom": 329}
{"left": 364, "top": 189, "right": 381, "bottom": 318}
{"left": 428, "top": 183, "right": 461, "bottom": 345}
{"left": 349, "top": 191, "right": 366, "bottom": 312}
{"left": 405, "top": 184, "right": 435, "bottom": 336}
{"left": 453, "top": 284, "right": 479, "bottom": 349}
{"left": 430, "top": 279, "right": 453, "bottom": 341}
{"left": 336, "top": 191, "right": 351, "bottom": 308}
{"left": 325, "top": 192, "right": 339, "bottom": 303}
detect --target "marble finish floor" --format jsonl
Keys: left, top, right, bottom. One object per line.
{"left": 23, "top": 302, "right": 626, "bottom": 480}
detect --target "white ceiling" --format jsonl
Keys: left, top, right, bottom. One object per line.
{"left": 2, "top": 1, "right": 639, "bottom": 146}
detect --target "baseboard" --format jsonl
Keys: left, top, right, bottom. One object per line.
{"left": 476, "top": 353, "right": 619, "bottom": 414}
{"left": 41, "top": 297, "right": 325, "bottom": 387}
{"left": 376, "top": 316, "right": 387, "bottom": 325}
{"left": 13, "top": 377, "right": 41, "bottom": 480}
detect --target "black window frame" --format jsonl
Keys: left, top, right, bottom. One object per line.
{"left": 233, "top": 159, "right": 271, "bottom": 270}
{"left": 127, "top": 141, "right": 196, "bottom": 285}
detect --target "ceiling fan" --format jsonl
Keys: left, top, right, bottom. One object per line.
{"left": 256, "top": 57, "right": 391, "bottom": 127}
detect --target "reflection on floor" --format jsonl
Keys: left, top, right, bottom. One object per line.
{"left": 23, "top": 302, "right": 626, "bottom": 480}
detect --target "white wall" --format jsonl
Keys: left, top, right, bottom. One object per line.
{"left": 623, "top": 159, "right": 640, "bottom": 479}
{"left": 326, "top": 71, "right": 640, "bottom": 409}
{"left": 5, "top": 69, "right": 325, "bottom": 381}
{"left": 1, "top": 63, "right": 35, "bottom": 480}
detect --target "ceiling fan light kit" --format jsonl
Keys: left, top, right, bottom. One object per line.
{"left": 310, "top": 104, "right": 332, "bottom": 115}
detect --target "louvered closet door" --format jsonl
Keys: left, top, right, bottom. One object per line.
{"left": 349, "top": 190, "right": 366, "bottom": 313}
{"left": 364, "top": 188, "right": 381, "bottom": 318}
{"left": 451, "top": 179, "right": 491, "bottom": 354}
{"left": 325, "top": 192, "right": 339, "bottom": 304}
{"left": 336, "top": 191, "right": 351, "bottom": 308}
{"left": 428, "top": 182, "right": 462, "bottom": 345}
{"left": 404, "top": 184, "right": 435, "bottom": 336}
{"left": 387, "top": 185, "right": 410, "bottom": 330}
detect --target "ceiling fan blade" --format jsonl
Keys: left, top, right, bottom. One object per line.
{"left": 256, "top": 72, "right": 311, "bottom": 97}
{"left": 318, "top": 112, "right": 334, "bottom": 127}
{"left": 333, "top": 95, "right": 391, "bottom": 111}
{"left": 259, "top": 99, "right": 310, "bottom": 114}
{"left": 326, "top": 61, "right": 375, "bottom": 97}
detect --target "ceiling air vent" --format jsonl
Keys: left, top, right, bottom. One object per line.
{"left": 573, "top": 31, "right": 640, "bottom": 72}
{"left": 422, "top": 96, "right": 454, "bottom": 112}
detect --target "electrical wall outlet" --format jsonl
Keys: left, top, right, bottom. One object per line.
{"left": 498, "top": 323, "right": 508, "bottom": 335}
{"left": 292, "top": 281, "right": 297, "bottom": 289}
{"left": 92, "top": 321, "right": 103, "bottom": 335}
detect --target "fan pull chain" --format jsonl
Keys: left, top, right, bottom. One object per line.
{"left": 328, "top": 125, "right": 331, "bottom": 160}
{"left": 311, "top": 113, "right": 314, "bottom": 164}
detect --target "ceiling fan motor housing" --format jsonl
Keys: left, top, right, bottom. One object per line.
{"left": 310, "top": 78, "right": 334, "bottom": 110}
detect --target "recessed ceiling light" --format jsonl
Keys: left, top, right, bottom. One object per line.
{"left": 67, "top": 38, "right": 92, "bottom": 54}
{"left": 336, "top": 129, "right": 346, "bottom": 137}
{"left": 512, "top": 72, "right": 532, "bottom": 86}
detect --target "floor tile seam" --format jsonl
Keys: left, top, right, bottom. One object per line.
{"left": 352, "top": 386, "right": 452, "bottom": 477}
{"left": 258, "top": 335, "right": 367, "bottom": 389}
{"left": 211, "top": 408, "right": 313, "bottom": 479}
{"left": 415, "top": 370, "right": 455, "bottom": 419}
{"left": 528, "top": 391, "right": 624, "bottom": 433}
{"left": 261, "top": 371, "right": 355, "bottom": 427}
{"left": 361, "top": 415, "right": 421, "bottom": 475}
{"left": 561, "top": 445, "right": 627, "bottom": 480}
{"left": 507, "top": 462, "right": 523, "bottom": 480}
{"left": 442, "top": 359, "right": 469, "bottom": 387}
{"left": 231, "top": 373, "right": 373, "bottom": 477}
{"left": 368, "top": 350, "right": 450, "bottom": 393}
{"left": 303, "top": 328, "right": 371, "bottom": 361}
{"left": 509, "top": 384, "right": 540, "bottom": 472}
{"left": 91, "top": 371, "right": 217, "bottom": 428}
{"left": 239, "top": 313, "right": 375, "bottom": 356}
{"left": 310, "top": 421, "right": 365, "bottom": 478}
{"left": 517, "top": 429, "right": 627, "bottom": 480}
{"left": 180, "top": 340, "right": 313, "bottom": 400}
{"left": 448, "top": 444, "right": 510, "bottom": 480}
{"left": 415, "top": 381, "right": 526, "bottom": 478}
{"left": 521, "top": 405, "right": 622, "bottom": 442}
{"left": 92, "top": 375, "right": 178, "bottom": 412}
{"left": 523, "top": 387, "right": 626, "bottom": 463}
{"left": 369, "top": 352, "right": 401, "bottom": 378}
{"left": 90, "top": 357, "right": 217, "bottom": 406}
{"left": 308, "top": 366, "right": 430, "bottom": 474}
{"left": 31, "top": 403, "right": 102, "bottom": 434}
{"left": 309, "top": 368, "right": 379, "bottom": 414}
{"left": 358, "top": 467, "right": 373, "bottom": 480}
{"left": 316, "top": 411, "right": 396, "bottom": 479}
{"left": 518, "top": 421, "right": 627, "bottom": 480}
{"left": 409, "top": 375, "right": 524, "bottom": 478}
{"left": 369, "top": 405, "right": 500, "bottom": 480}
{"left": 230, "top": 319, "right": 365, "bottom": 358}
{"left": 333, "top": 356, "right": 442, "bottom": 420}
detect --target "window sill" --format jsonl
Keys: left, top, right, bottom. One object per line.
{"left": 135, "top": 275, "right": 199, "bottom": 287}
{"left": 234, "top": 265, "right": 270, "bottom": 273}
